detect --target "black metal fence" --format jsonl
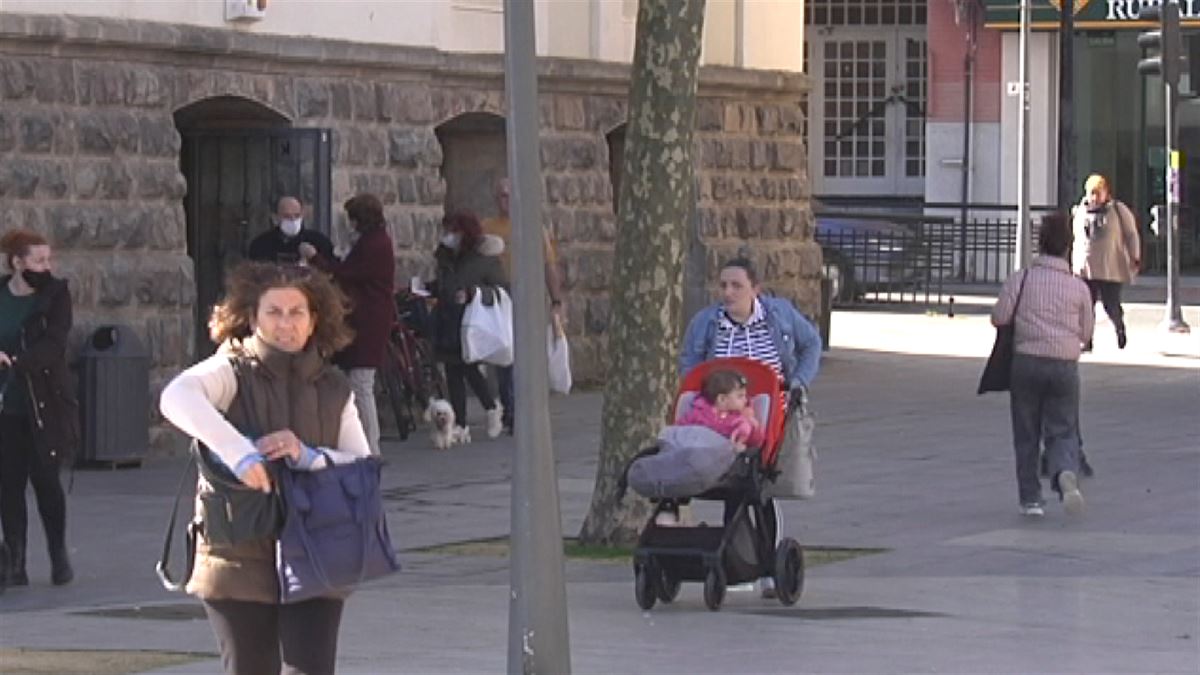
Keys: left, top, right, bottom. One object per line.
{"left": 814, "top": 207, "right": 1051, "bottom": 308}
{"left": 814, "top": 203, "right": 1198, "bottom": 309}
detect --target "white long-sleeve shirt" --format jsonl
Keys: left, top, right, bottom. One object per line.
{"left": 159, "top": 352, "right": 371, "bottom": 472}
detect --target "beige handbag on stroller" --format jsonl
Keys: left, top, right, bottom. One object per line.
{"left": 764, "top": 393, "right": 816, "bottom": 500}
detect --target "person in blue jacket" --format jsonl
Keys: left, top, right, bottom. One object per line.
{"left": 679, "top": 256, "right": 822, "bottom": 598}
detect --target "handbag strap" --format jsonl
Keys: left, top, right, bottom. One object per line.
{"left": 155, "top": 446, "right": 199, "bottom": 592}
{"left": 157, "top": 358, "right": 270, "bottom": 592}
{"left": 1010, "top": 268, "right": 1030, "bottom": 319}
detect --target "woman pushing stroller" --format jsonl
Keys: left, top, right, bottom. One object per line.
{"left": 678, "top": 257, "right": 822, "bottom": 598}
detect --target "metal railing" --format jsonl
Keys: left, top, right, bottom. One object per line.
{"left": 814, "top": 206, "right": 1052, "bottom": 307}
{"left": 814, "top": 202, "right": 1198, "bottom": 308}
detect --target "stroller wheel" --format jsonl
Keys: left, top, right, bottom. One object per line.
{"left": 656, "top": 568, "right": 682, "bottom": 604}
{"left": 634, "top": 563, "right": 657, "bottom": 611}
{"left": 773, "top": 538, "right": 805, "bottom": 606}
{"left": 702, "top": 566, "right": 726, "bottom": 611}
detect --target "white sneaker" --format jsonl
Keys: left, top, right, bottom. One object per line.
{"left": 486, "top": 406, "right": 504, "bottom": 439}
{"left": 758, "top": 577, "right": 777, "bottom": 599}
{"left": 1059, "top": 471, "right": 1084, "bottom": 516}
{"left": 1019, "top": 502, "right": 1045, "bottom": 517}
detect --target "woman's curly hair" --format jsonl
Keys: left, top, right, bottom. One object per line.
{"left": 208, "top": 262, "right": 354, "bottom": 356}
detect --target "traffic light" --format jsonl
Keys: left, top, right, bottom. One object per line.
{"left": 1138, "top": 1, "right": 1183, "bottom": 87}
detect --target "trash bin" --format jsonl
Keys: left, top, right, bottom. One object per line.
{"left": 78, "top": 325, "right": 149, "bottom": 466}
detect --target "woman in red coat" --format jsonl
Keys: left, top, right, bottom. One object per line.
{"left": 301, "top": 193, "right": 395, "bottom": 455}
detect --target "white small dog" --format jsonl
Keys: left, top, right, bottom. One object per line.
{"left": 425, "top": 398, "right": 469, "bottom": 450}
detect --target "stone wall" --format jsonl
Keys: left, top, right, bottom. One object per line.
{"left": 0, "top": 13, "right": 816, "bottom": 453}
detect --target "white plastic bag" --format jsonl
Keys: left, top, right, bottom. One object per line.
{"left": 547, "top": 318, "right": 572, "bottom": 394}
{"left": 461, "top": 287, "right": 513, "bottom": 366}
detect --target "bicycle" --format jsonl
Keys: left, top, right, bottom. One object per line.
{"left": 379, "top": 290, "right": 447, "bottom": 440}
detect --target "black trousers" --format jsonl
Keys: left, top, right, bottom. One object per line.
{"left": 1086, "top": 279, "right": 1125, "bottom": 337}
{"left": 443, "top": 362, "right": 495, "bottom": 428}
{"left": 0, "top": 413, "right": 67, "bottom": 554}
{"left": 202, "top": 597, "right": 345, "bottom": 675}
{"left": 723, "top": 498, "right": 780, "bottom": 550}
{"left": 496, "top": 365, "right": 515, "bottom": 427}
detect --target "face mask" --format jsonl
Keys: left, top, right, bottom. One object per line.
{"left": 440, "top": 232, "right": 461, "bottom": 249}
{"left": 22, "top": 269, "right": 52, "bottom": 290}
{"left": 279, "top": 218, "right": 303, "bottom": 237}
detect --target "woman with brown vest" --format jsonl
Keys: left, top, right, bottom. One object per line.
{"left": 160, "top": 263, "right": 370, "bottom": 675}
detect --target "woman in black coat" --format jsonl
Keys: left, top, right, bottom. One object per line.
{"left": 0, "top": 228, "right": 79, "bottom": 587}
{"left": 431, "top": 211, "right": 507, "bottom": 441}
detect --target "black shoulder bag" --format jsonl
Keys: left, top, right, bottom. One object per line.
{"left": 156, "top": 363, "right": 284, "bottom": 591}
{"left": 978, "top": 269, "right": 1029, "bottom": 395}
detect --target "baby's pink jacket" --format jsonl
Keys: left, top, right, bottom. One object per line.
{"left": 678, "top": 396, "right": 765, "bottom": 448}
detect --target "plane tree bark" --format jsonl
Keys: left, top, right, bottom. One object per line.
{"left": 578, "top": 0, "right": 706, "bottom": 546}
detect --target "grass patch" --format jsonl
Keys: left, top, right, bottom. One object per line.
{"left": 412, "top": 537, "right": 885, "bottom": 567}
{"left": 563, "top": 540, "right": 634, "bottom": 561}
{"left": 0, "top": 648, "right": 211, "bottom": 675}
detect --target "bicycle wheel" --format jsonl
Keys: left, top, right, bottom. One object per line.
{"left": 380, "top": 343, "right": 416, "bottom": 440}
{"left": 392, "top": 328, "right": 432, "bottom": 427}
{"left": 413, "top": 338, "right": 447, "bottom": 403}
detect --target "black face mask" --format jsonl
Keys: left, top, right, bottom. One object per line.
{"left": 22, "top": 269, "right": 53, "bottom": 290}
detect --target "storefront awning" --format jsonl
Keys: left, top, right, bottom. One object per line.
{"left": 983, "top": 0, "right": 1200, "bottom": 31}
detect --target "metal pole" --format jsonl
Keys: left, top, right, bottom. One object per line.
{"left": 1057, "top": 0, "right": 1076, "bottom": 212}
{"left": 1161, "top": 78, "right": 1190, "bottom": 332}
{"left": 958, "top": 6, "right": 976, "bottom": 282}
{"left": 1015, "top": 0, "right": 1032, "bottom": 271}
{"left": 503, "top": 1, "right": 572, "bottom": 673}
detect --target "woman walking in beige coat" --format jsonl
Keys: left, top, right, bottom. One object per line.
{"left": 1071, "top": 174, "right": 1140, "bottom": 350}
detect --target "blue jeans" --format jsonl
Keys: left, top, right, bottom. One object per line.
{"left": 1009, "top": 354, "right": 1081, "bottom": 505}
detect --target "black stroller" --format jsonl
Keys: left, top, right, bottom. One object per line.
{"left": 624, "top": 358, "right": 804, "bottom": 611}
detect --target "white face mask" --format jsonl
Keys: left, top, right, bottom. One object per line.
{"left": 440, "top": 232, "right": 461, "bottom": 249}
{"left": 279, "top": 218, "right": 303, "bottom": 237}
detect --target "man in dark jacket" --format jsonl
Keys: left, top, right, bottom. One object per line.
{"left": 301, "top": 193, "right": 395, "bottom": 455}
{"left": 248, "top": 196, "right": 334, "bottom": 265}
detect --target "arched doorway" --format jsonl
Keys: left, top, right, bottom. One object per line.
{"left": 174, "top": 96, "right": 332, "bottom": 354}
{"left": 435, "top": 112, "right": 507, "bottom": 217}
{"left": 606, "top": 123, "right": 626, "bottom": 215}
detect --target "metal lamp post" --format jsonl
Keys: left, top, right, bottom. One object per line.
{"left": 502, "top": 1, "right": 572, "bottom": 673}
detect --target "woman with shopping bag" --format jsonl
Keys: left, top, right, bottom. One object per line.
{"left": 158, "top": 263, "right": 378, "bottom": 675}
{"left": 430, "top": 210, "right": 508, "bottom": 441}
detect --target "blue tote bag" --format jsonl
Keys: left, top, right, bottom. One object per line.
{"left": 275, "top": 456, "right": 401, "bottom": 604}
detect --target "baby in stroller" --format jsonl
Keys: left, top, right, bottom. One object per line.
{"left": 624, "top": 358, "right": 803, "bottom": 611}
{"left": 654, "top": 369, "right": 765, "bottom": 527}
{"left": 679, "top": 369, "right": 765, "bottom": 451}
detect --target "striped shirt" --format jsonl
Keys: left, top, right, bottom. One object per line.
{"left": 992, "top": 255, "right": 1094, "bottom": 361}
{"left": 713, "top": 299, "right": 783, "bottom": 375}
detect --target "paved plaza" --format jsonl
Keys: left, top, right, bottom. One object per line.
{"left": 1, "top": 282, "right": 1197, "bottom": 674}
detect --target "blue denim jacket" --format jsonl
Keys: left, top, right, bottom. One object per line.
{"left": 679, "top": 296, "right": 822, "bottom": 391}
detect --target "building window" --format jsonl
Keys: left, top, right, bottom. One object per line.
{"left": 904, "top": 37, "right": 927, "bottom": 178}
{"left": 807, "top": 0, "right": 927, "bottom": 27}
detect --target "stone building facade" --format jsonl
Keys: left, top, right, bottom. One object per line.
{"left": 0, "top": 14, "right": 817, "bottom": 451}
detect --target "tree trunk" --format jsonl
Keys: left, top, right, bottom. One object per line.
{"left": 578, "top": 0, "right": 706, "bottom": 546}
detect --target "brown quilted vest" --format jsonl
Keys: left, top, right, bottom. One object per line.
{"left": 186, "top": 337, "right": 351, "bottom": 604}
